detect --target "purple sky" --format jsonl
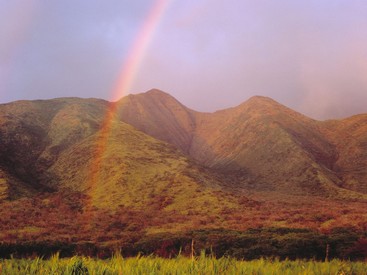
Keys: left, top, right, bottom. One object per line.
{"left": 1, "top": 0, "right": 367, "bottom": 120}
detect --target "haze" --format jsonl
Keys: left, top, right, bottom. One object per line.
{"left": 1, "top": 0, "right": 367, "bottom": 120}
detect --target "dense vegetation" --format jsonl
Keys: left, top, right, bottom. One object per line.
{"left": 1, "top": 228, "right": 366, "bottom": 261}
{"left": 1, "top": 254, "right": 367, "bottom": 274}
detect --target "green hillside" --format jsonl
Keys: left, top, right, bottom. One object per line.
{"left": 0, "top": 91, "right": 366, "bottom": 258}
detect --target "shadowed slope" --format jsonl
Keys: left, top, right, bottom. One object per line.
{"left": 323, "top": 114, "right": 367, "bottom": 193}
{"left": 189, "top": 96, "right": 345, "bottom": 195}
{"left": 0, "top": 98, "right": 108, "bottom": 193}
{"left": 0, "top": 167, "right": 37, "bottom": 200}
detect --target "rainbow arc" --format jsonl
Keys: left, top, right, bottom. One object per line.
{"left": 86, "top": 0, "right": 171, "bottom": 209}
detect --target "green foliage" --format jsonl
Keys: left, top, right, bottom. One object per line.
{"left": 0, "top": 255, "right": 366, "bottom": 274}
{"left": 70, "top": 258, "right": 89, "bottom": 275}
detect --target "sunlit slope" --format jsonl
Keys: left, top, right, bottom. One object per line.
{"left": 46, "top": 119, "right": 239, "bottom": 217}
{"left": 116, "top": 89, "right": 196, "bottom": 154}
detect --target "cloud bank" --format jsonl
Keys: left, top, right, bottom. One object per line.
{"left": 1, "top": 0, "right": 366, "bottom": 119}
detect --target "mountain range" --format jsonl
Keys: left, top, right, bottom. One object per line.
{"left": 0, "top": 89, "right": 366, "bottom": 251}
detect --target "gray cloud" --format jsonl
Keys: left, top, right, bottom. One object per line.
{"left": 1, "top": 0, "right": 367, "bottom": 119}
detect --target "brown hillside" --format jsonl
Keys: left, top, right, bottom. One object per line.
{"left": 322, "top": 114, "right": 367, "bottom": 193}
{"left": 116, "top": 92, "right": 366, "bottom": 197}
{"left": 190, "top": 96, "right": 343, "bottom": 195}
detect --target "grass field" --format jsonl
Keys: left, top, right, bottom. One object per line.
{"left": 1, "top": 253, "right": 366, "bottom": 274}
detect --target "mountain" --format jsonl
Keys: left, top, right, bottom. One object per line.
{"left": 0, "top": 96, "right": 247, "bottom": 238}
{"left": 0, "top": 90, "right": 366, "bottom": 254}
{"left": 115, "top": 90, "right": 366, "bottom": 197}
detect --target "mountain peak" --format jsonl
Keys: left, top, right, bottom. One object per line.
{"left": 230, "top": 95, "right": 286, "bottom": 116}
{"left": 123, "top": 89, "right": 177, "bottom": 104}
{"left": 143, "top": 88, "right": 171, "bottom": 97}
{"left": 123, "top": 89, "right": 185, "bottom": 109}
{"left": 245, "top": 95, "right": 280, "bottom": 106}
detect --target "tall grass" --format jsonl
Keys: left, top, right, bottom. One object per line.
{"left": 0, "top": 253, "right": 366, "bottom": 274}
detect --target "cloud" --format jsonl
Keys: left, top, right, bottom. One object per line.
{"left": 0, "top": 0, "right": 151, "bottom": 101}
{"left": 1, "top": 0, "right": 367, "bottom": 119}
{"left": 133, "top": 0, "right": 367, "bottom": 119}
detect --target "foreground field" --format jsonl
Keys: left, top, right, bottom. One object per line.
{"left": 1, "top": 254, "right": 366, "bottom": 275}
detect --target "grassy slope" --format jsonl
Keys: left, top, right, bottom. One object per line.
{"left": 46, "top": 118, "right": 242, "bottom": 233}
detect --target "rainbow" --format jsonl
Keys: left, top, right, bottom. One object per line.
{"left": 86, "top": 0, "right": 172, "bottom": 209}
{"left": 111, "top": 0, "right": 171, "bottom": 102}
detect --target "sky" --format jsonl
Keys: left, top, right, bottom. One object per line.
{"left": 1, "top": 0, "right": 367, "bottom": 120}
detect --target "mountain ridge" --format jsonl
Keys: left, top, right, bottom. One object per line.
{"left": 112, "top": 90, "right": 366, "bottom": 197}
{"left": 1, "top": 90, "right": 366, "bottom": 197}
